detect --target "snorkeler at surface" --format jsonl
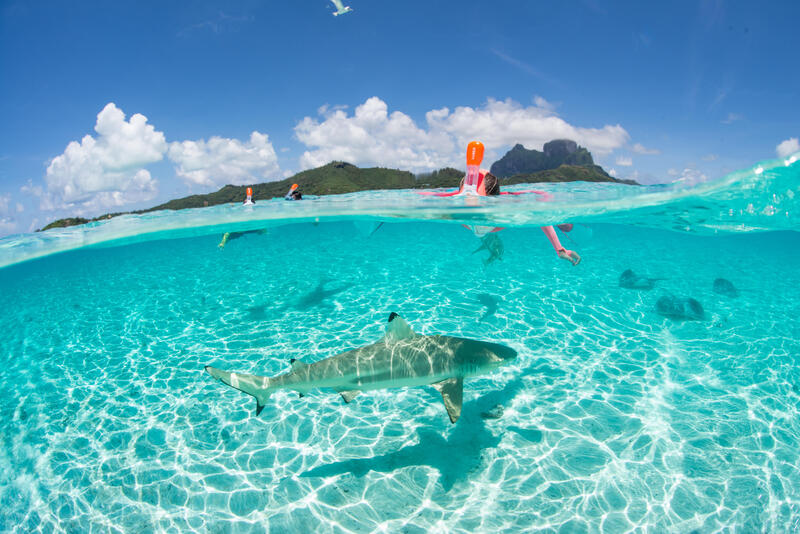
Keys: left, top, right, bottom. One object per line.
{"left": 461, "top": 170, "right": 581, "bottom": 266}
{"left": 243, "top": 187, "right": 255, "bottom": 205}
{"left": 285, "top": 184, "right": 303, "bottom": 200}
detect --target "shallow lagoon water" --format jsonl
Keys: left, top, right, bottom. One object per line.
{"left": 1, "top": 158, "right": 800, "bottom": 532}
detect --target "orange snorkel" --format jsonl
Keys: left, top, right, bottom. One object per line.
{"left": 244, "top": 187, "right": 254, "bottom": 205}
{"left": 462, "top": 141, "right": 485, "bottom": 195}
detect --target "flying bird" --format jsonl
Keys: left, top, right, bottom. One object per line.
{"left": 330, "top": 0, "right": 352, "bottom": 16}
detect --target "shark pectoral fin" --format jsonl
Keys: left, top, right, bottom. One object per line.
{"left": 384, "top": 313, "right": 416, "bottom": 343}
{"left": 338, "top": 390, "right": 361, "bottom": 403}
{"left": 433, "top": 377, "right": 463, "bottom": 424}
{"left": 205, "top": 366, "right": 272, "bottom": 416}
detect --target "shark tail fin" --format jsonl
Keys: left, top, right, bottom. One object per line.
{"left": 205, "top": 366, "right": 273, "bottom": 416}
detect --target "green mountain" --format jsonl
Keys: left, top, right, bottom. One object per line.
{"left": 490, "top": 140, "right": 595, "bottom": 178}
{"left": 149, "top": 162, "right": 421, "bottom": 211}
{"left": 504, "top": 164, "right": 637, "bottom": 186}
{"left": 40, "top": 145, "right": 635, "bottom": 231}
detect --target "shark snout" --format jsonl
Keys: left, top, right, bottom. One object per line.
{"left": 492, "top": 343, "right": 518, "bottom": 362}
{"left": 473, "top": 340, "right": 517, "bottom": 364}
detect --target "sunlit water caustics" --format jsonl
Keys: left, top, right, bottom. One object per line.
{"left": 1, "top": 156, "right": 799, "bottom": 532}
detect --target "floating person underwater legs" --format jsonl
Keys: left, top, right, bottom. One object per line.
{"left": 456, "top": 165, "right": 581, "bottom": 265}
{"left": 426, "top": 141, "right": 581, "bottom": 265}
{"left": 473, "top": 232, "right": 505, "bottom": 266}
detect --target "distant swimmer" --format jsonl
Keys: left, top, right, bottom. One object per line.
{"left": 243, "top": 187, "right": 255, "bottom": 205}
{"left": 285, "top": 183, "right": 303, "bottom": 201}
{"left": 330, "top": 0, "right": 352, "bottom": 16}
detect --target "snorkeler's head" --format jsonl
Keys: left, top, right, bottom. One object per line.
{"left": 481, "top": 172, "right": 500, "bottom": 196}
{"left": 460, "top": 170, "right": 500, "bottom": 196}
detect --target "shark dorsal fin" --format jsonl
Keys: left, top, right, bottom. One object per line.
{"left": 433, "top": 377, "right": 463, "bottom": 424}
{"left": 290, "top": 359, "right": 307, "bottom": 371}
{"left": 385, "top": 312, "right": 416, "bottom": 343}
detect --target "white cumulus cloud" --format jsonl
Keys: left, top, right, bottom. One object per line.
{"left": 631, "top": 143, "right": 660, "bottom": 155}
{"left": 295, "top": 97, "right": 630, "bottom": 172}
{"left": 44, "top": 103, "right": 166, "bottom": 212}
{"left": 533, "top": 95, "right": 556, "bottom": 111}
{"left": 426, "top": 98, "right": 630, "bottom": 157}
{"left": 168, "top": 132, "right": 280, "bottom": 187}
{"left": 776, "top": 137, "right": 799, "bottom": 158}
{"left": 615, "top": 156, "right": 633, "bottom": 167}
{"left": 295, "top": 97, "right": 455, "bottom": 172}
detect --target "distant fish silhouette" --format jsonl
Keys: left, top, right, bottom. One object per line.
{"left": 330, "top": 0, "right": 352, "bottom": 16}
{"left": 247, "top": 304, "right": 268, "bottom": 320}
{"left": 473, "top": 233, "right": 504, "bottom": 266}
{"left": 294, "top": 279, "right": 350, "bottom": 310}
{"left": 713, "top": 278, "right": 739, "bottom": 298}
{"left": 656, "top": 295, "right": 705, "bottom": 320}
{"left": 477, "top": 293, "right": 500, "bottom": 322}
{"left": 619, "top": 269, "right": 665, "bottom": 290}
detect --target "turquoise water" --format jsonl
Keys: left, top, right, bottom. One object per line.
{"left": 1, "top": 157, "right": 799, "bottom": 532}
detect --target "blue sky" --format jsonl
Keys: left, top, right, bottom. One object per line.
{"left": 1, "top": 0, "right": 798, "bottom": 234}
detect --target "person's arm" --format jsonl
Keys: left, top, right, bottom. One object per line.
{"left": 541, "top": 226, "right": 581, "bottom": 265}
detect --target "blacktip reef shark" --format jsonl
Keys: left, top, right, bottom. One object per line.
{"left": 330, "top": 0, "right": 352, "bottom": 16}
{"left": 205, "top": 313, "right": 517, "bottom": 423}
